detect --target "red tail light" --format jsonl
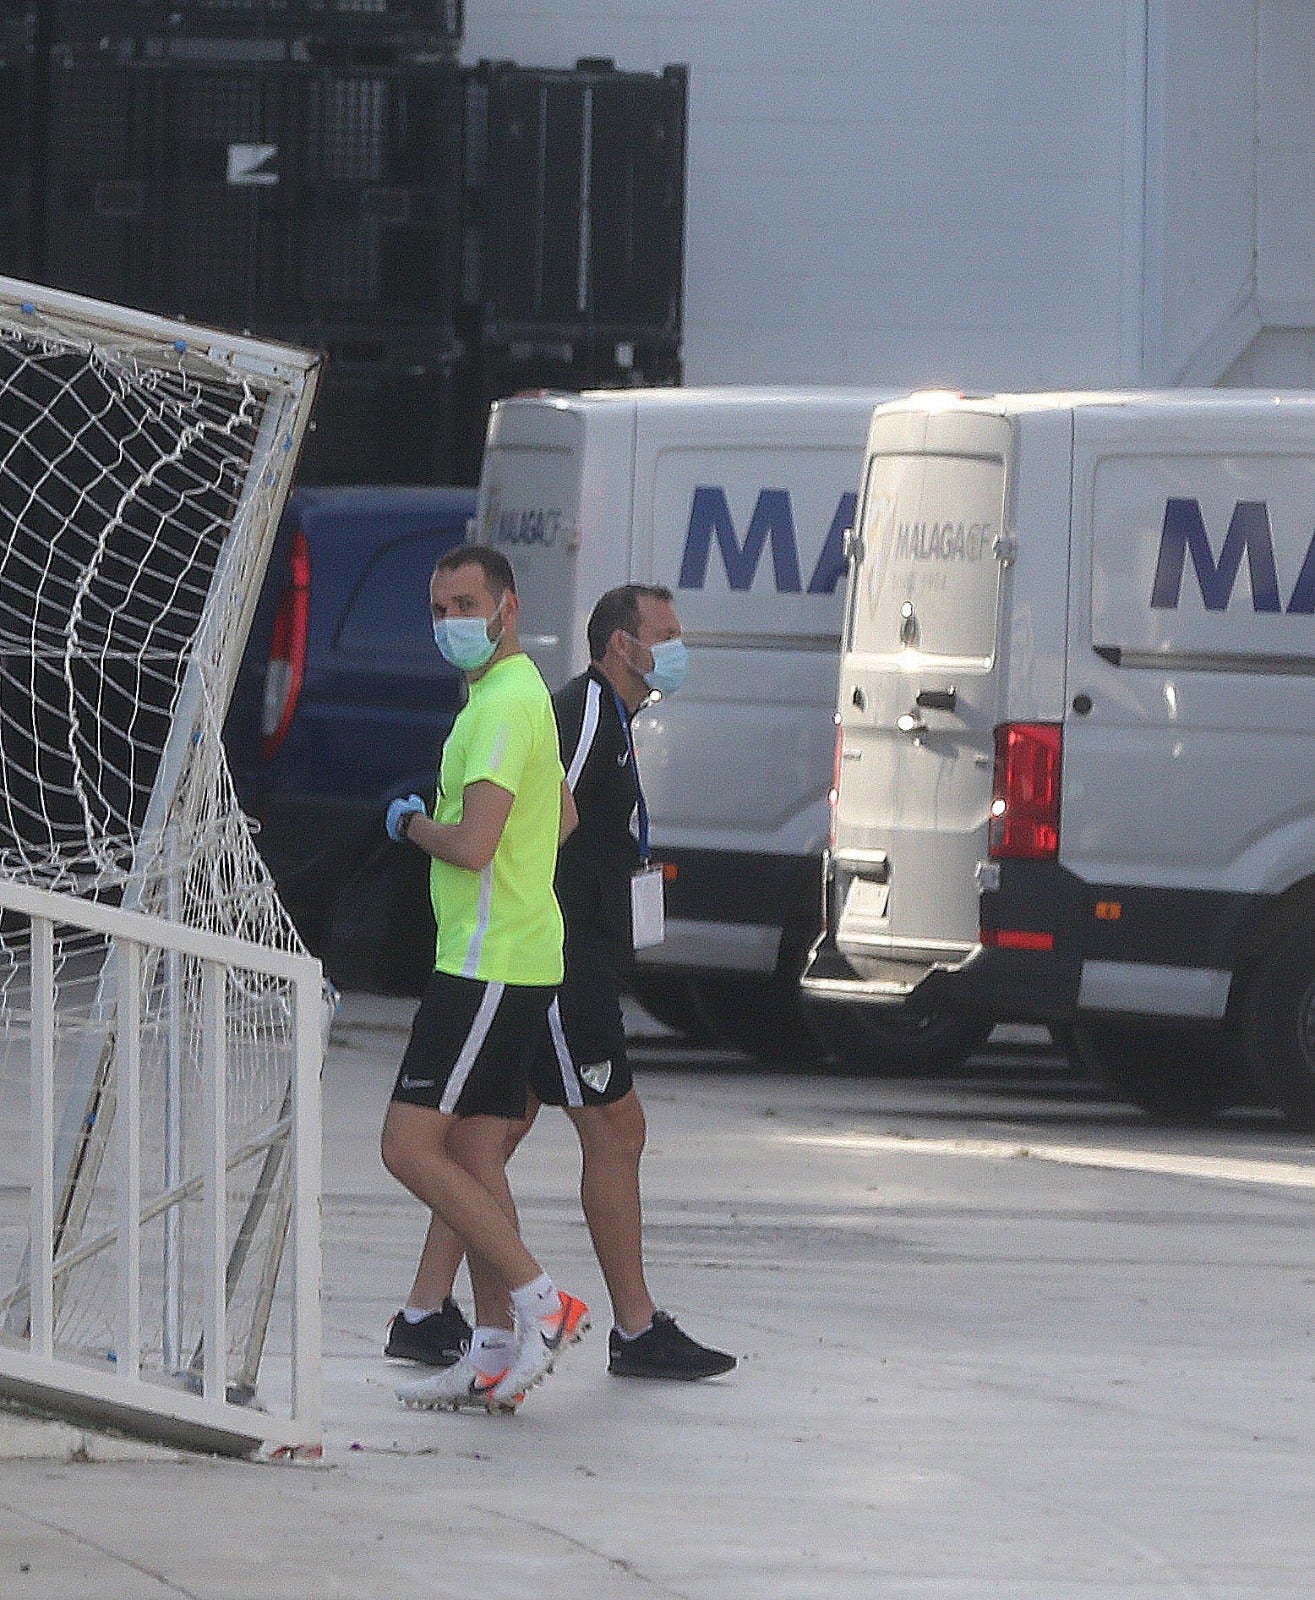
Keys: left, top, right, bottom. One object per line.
{"left": 261, "top": 529, "right": 310, "bottom": 760}
{"left": 989, "top": 723, "right": 1061, "bottom": 859}
{"left": 981, "top": 927, "right": 1056, "bottom": 951}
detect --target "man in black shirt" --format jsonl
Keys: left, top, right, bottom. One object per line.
{"left": 386, "top": 584, "right": 736, "bottom": 1382}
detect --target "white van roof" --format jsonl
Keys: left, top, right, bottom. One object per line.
{"left": 497, "top": 384, "right": 903, "bottom": 414}
{"left": 874, "top": 387, "right": 1315, "bottom": 419}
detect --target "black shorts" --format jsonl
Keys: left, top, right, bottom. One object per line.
{"left": 529, "top": 938, "right": 632, "bottom": 1109}
{"left": 391, "top": 971, "right": 555, "bottom": 1119}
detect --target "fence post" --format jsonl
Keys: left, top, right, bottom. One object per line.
{"left": 201, "top": 960, "right": 228, "bottom": 1403}
{"left": 116, "top": 939, "right": 142, "bottom": 1381}
{"left": 291, "top": 972, "right": 325, "bottom": 1443}
{"left": 29, "top": 917, "right": 55, "bottom": 1360}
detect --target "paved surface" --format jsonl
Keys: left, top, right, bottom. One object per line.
{"left": 2, "top": 997, "right": 1315, "bottom": 1597}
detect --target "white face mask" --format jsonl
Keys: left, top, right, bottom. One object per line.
{"left": 433, "top": 597, "right": 503, "bottom": 671}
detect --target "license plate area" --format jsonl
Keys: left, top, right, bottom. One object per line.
{"left": 835, "top": 849, "right": 891, "bottom": 938}
{"left": 847, "top": 878, "right": 889, "bottom": 921}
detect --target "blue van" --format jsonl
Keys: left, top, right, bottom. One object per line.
{"left": 224, "top": 485, "right": 475, "bottom": 992}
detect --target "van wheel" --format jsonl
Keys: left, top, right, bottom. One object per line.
{"left": 1069, "top": 1022, "right": 1241, "bottom": 1123}
{"left": 625, "top": 972, "right": 717, "bottom": 1046}
{"left": 1240, "top": 919, "right": 1315, "bottom": 1129}
{"left": 839, "top": 1009, "right": 994, "bottom": 1073}
{"left": 687, "top": 974, "right": 826, "bottom": 1066}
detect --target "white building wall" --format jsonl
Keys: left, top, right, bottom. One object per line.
{"left": 462, "top": 1, "right": 1315, "bottom": 392}
{"left": 1257, "top": 0, "right": 1314, "bottom": 318}
{"left": 1223, "top": 0, "right": 1315, "bottom": 386}
{"left": 1142, "top": 0, "right": 1256, "bottom": 384}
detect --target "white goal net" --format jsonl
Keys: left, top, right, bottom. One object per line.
{"left": 0, "top": 277, "right": 324, "bottom": 1427}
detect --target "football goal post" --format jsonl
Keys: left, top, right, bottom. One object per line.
{"left": 0, "top": 277, "right": 326, "bottom": 1455}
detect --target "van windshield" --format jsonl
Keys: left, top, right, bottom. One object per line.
{"left": 847, "top": 451, "right": 1004, "bottom": 664}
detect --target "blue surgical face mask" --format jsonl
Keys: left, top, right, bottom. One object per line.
{"left": 433, "top": 598, "right": 503, "bottom": 672}
{"left": 639, "top": 636, "right": 688, "bottom": 696}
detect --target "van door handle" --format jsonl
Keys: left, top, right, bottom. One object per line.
{"left": 915, "top": 687, "right": 957, "bottom": 713}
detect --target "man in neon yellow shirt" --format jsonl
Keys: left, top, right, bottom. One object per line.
{"left": 380, "top": 545, "right": 588, "bottom": 1412}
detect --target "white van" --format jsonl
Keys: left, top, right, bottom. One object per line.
{"left": 473, "top": 385, "right": 983, "bottom": 1064}
{"left": 804, "top": 388, "right": 1315, "bottom": 1124}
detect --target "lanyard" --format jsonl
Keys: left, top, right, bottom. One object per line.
{"left": 611, "top": 686, "right": 649, "bottom": 863}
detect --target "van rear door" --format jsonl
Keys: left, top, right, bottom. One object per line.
{"left": 476, "top": 399, "right": 589, "bottom": 688}
{"left": 833, "top": 407, "right": 1011, "bottom": 988}
{"left": 477, "top": 395, "right": 639, "bottom": 687}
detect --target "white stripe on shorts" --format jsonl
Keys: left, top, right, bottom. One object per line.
{"left": 439, "top": 980, "right": 506, "bottom": 1114}
{"left": 546, "top": 995, "right": 584, "bottom": 1109}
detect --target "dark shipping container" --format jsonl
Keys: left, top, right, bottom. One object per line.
{"left": 284, "top": 325, "right": 457, "bottom": 485}
{"left": 41, "top": 55, "right": 463, "bottom": 331}
{"left": 49, "top": 1, "right": 462, "bottom": 59}
{"left": 0, "top": 10, "right": 36, "bottom": 279}
{"left": 464, "top": 58, "right": 687, "bottom": 345}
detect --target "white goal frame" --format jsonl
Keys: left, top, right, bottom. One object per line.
{"left": 0, "top": 876, "right": 323, "bottom": 1457}
{"left": 0, "top": 277, "right": 326, "bottom": 1455}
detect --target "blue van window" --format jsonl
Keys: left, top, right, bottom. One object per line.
{"left": 336, "top": 534, "right": 450, "bottom": 659}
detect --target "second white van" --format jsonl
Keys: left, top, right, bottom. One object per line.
{"left": 805, "top": 388, "right": 1315, "bottom": 1124}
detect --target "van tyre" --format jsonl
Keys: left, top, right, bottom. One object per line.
{"left": 699, "top": 933, "right": 997, "bottom": 1070}
{"left": 688, "top": 973, "right": 826, "bottom": 1066}
{"left": 837, "top": 1009, "right": 994, "bottom": 1074}
{"left": 799, "top": 995, "right": 992, "bottom": 1073}
{"left": 688, "top": 925, "right": 846, "bottom": 1067}
{"left": 1240, "top": 920, "right": 1315, "bottom": 1130}
{"left": 625, "top": 972, "right": 718, "bottom": 1046}
{"left": 1069, "top": 1021, "right": 1242, "bottom": 1123}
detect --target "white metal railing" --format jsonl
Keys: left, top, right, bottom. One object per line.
{"left": 0, "top": 877, "right": 323, "bottom": 1458}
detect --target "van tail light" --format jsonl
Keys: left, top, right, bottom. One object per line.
{"left": 981, "top": 926, "right": 1055, "bottom": 952}
{"left": 261, "top": 529, "right": 310, "bottom": 761}
{"left": 989, "top": 722, "right": 1061, "bottom": 859}
{"left": 828, "top": 714, "right": 843, "bottom": 852}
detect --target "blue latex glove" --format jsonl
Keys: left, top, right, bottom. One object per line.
{"left": 386, "top": 794, "right": 426, "bottom": 843}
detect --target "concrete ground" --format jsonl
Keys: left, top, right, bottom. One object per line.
{"left": 2, "top": 995, "right": 1315, "bottom": 1598}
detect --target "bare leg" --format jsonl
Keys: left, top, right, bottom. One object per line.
{"left": 566, "top": 1090, "right": 657, "bottom": 1334}
{"left": 404, "top": 1216, "right": 465, "bottom": 1312}
{"left": 402, "top": 1096, "right": 541, "bottom": 1310}
{"left": 381, "top": 1102, "right": 542, "bottom": 1320}
{"left": 447, "top": 1113, "right": 524, "bottom": 1330}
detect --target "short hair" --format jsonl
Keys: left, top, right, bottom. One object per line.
{"left": 433, "top": 542, "right": 516, "bottom": 598}
{"left": 587, "top": 583, "right": 674, "bottom": 662}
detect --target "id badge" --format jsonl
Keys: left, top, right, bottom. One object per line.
{"left": 630, "top": 865, "right": 666, "bottom": 949}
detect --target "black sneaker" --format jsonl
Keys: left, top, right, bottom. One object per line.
{"left": 383, "top": 1299, "right": 472, "bottom": 1367}
{"left": 607, "top": 1311, "right": 737, "bottom": 1380}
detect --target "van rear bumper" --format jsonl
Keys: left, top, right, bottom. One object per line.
{"left": 802, "top": 939, "right": 983, "bottom": 1003}
{"left": 803, "top": 852, "right": 1087, "bottom": 1021}
{"left": 806, "top": 854, "right": 1269, "bottom": 1025}
{"left": 802, "top": 931, "right": 1081, "bottom": 1022}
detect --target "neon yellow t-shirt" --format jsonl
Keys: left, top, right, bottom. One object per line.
{"left": 430, "top": 652, "right": 565, "bottom": 985}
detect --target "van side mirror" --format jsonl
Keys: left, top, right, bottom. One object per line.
{"left": 842, "top": 527, "right": 863, "bottom": 565}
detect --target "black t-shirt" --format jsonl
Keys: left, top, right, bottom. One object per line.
{"left": 554, "top": 665, "right": 643, "bottom": 959}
